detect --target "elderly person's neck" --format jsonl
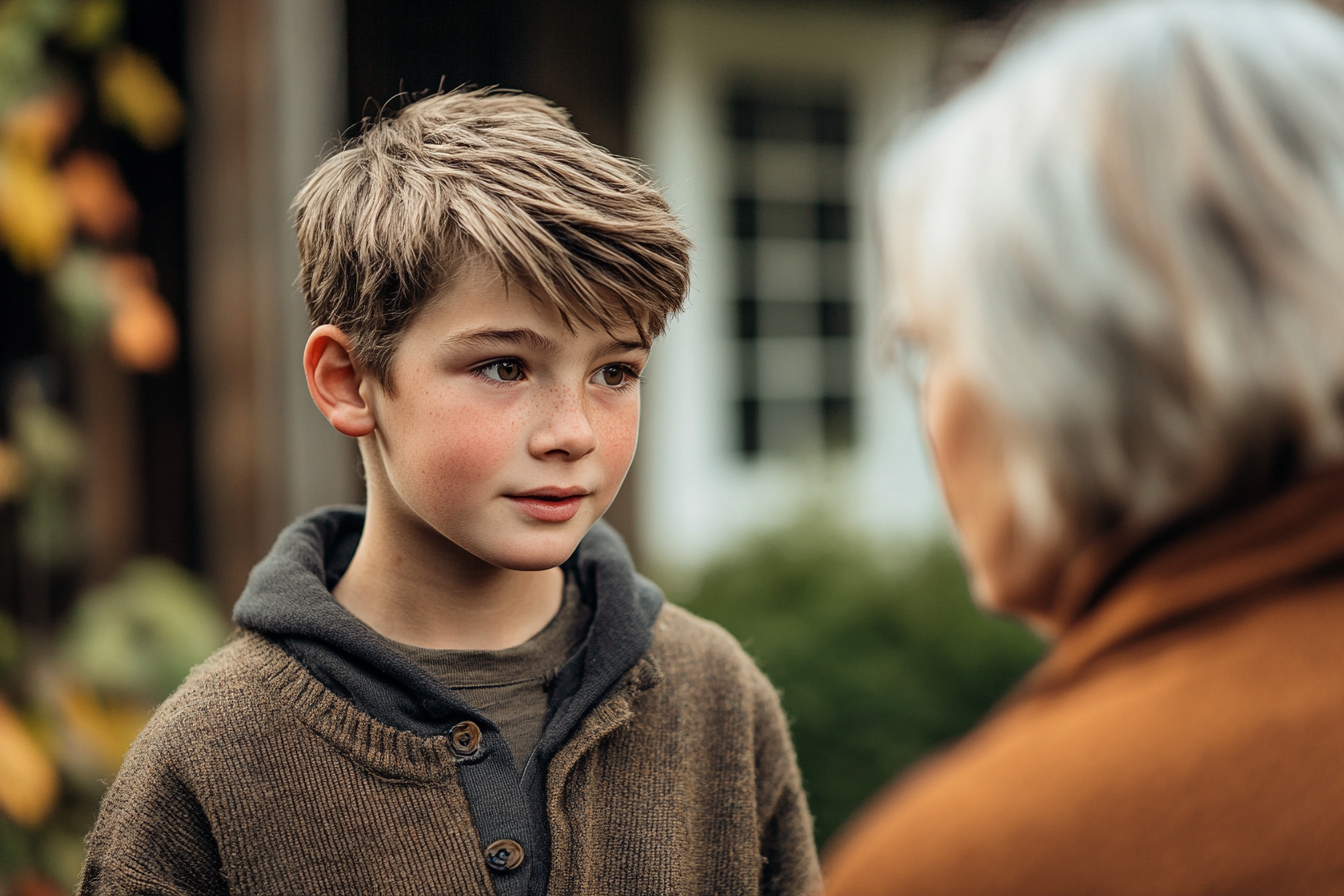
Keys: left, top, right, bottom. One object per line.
{"left": 922, "top": 355, "right": 1069, "bottom": 635}
{"left": 922, "top": 352, "right": 1322, "bottom": 641}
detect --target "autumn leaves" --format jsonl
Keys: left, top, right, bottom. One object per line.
{"left": 0, "top": 2, "right": 184, "bottom": 373}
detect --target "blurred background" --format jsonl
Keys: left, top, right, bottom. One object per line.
{"left": 0, "top": 0, "right": 1047, "bottom": 888}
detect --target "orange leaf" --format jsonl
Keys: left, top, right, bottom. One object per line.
{"left": 104, "top": 255, "right": 178, "bottom": 372}
{"left": 0, "top": 695, "right": 60, "bottom": 828}
{"left": 12, "top": 870, "right": 69, "bottom": 896}
{"left": 103, "top": 252, "right": 157, "bottom": 295}
{"left": 62, "top": 151, "right": 139, "bottom": 244}
{"left": 0, "top": 440, "right": 28, "bottom": 502}
{"left": 1, "top": 90, "right": 82, "bottom": 162}
{"left": 106, "top": 275, "right": 179, "bottom": 373}
{"left": 110, "top": 292, "right": 178, "bottom": 373}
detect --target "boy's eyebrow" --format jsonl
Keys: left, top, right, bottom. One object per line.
{"left": 592, "top": 338, "right": 651, "bottom": 360}
{"left": 441, "top": 328, "right": 651, "bottom": 358}
{"left": 440, "top": 328, "right": 557, "bottom": 353}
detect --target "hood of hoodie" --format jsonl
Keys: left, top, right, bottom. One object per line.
{"left": 232, "top": 506, "right": 664, "bottom": 743}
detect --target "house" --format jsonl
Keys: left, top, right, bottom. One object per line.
{"left": 190, "top": 0, "right": 1014, "bottom": 600}
{"left": 0, "top": 0, "right": 1009, "bottom": 614}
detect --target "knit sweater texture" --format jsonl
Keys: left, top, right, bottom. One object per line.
{"left": 79, "top": 510, "right": 820, "bottom": 895}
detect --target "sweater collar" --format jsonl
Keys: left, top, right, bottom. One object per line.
{"left": 1027, "top": 465, "right": 1344, "bottom": 693}
{"left": 232, "top": 507, "right": 664, "bottom": 740}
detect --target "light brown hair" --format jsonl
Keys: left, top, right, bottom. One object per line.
{"left": 292, "top": 88, "right": 692, "bottom": 390}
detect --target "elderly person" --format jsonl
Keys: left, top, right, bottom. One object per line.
{"left": 823, "top": 1, "right": 1344, "bottom": 893}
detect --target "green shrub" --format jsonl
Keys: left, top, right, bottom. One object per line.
{"left": 670, "top": 522, "right": 1044, "bottom": 847}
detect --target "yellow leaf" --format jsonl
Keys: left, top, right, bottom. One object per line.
{"left": 0, "top": 694, "right": 60, "bottom": 828}
{"left": 0, "top": 151, "right": 72, "bottom": 272}
{"left": 55, "top": 682, "right": 151, "bottom": 776}
{"left": 64, "top": 0, "right": 124, "bottom": 50}
{"left": 97, "top": 45, "right": 183, "bottom": 150}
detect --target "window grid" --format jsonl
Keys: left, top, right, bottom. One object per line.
{"left": 728, "top": 90, "right": 855, "bottom": 457}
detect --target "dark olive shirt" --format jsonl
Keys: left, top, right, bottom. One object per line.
{"left": 373, "top": 578, "right": 590, "bottom": 773}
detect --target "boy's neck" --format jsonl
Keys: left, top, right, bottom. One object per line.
{"left": 332, "top": 504, "right": 565, "bottom": 651}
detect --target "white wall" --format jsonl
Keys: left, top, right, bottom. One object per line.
{"left": 633, "top": 0, "right": 949, "bottom": 570}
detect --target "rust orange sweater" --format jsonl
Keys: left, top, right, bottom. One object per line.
{"left": 824, "top": 469, "right": 1344, "bottom": 895}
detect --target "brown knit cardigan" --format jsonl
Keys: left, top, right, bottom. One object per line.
{"left": 80, "top": 603, "right": 820, "bottom": 895}
{"left": 824, "top": 469, "right": 1344, "bottom": 895}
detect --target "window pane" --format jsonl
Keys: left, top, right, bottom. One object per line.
{"left": 756, "top": 239, "right": 820, "bottom": 302}
{"left": 762, "top": 399, "right": 824, "bottom": 455}
{"left": 728, "top": 89, "right": 856, "bottom": 457}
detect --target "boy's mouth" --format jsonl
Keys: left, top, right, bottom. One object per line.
{"left": 507, "top": 488, "right": 589, "bottom": 523}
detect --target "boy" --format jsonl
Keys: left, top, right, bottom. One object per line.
{"left": 79, "top": 88, "right": 820, "bottom": 895}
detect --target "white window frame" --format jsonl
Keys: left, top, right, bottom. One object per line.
{"left": 633, "top": 0, "right": 949, "bottom": 569}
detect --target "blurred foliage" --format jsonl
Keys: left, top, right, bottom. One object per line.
{"left": 0, "top": 694, "right": 57, "bottom": 829}
{"left": 60, "top": 558, "right": 227, "bottom": 698}
{"left": 95, "top": 43, "right": 181, "bottom": 150}
{"left": 6, "top": 373, "right": 82, "bottom": 568}
{"left": 1, "top": 0, "right": 186, "bottom": 606}
{"left": 671, "top": 519, "right": 1045, "bottom": 848}
{"left": 0, "top": 0, "right": 182, "bottom": 369}
{"left": 0, "top": 3, "right": 201, "bottom": 888}
{"left": 0, "top": 559, "right": 226, "bottom": 890}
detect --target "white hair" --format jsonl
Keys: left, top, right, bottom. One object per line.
{"left": 882, "top": 0, "right": 1344, "bottom": 543}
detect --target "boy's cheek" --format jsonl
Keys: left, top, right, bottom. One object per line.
{"left": 409, "top": 406, "right": 520, "bottom": 496}
{"left": 597, "top": 406, "right": 641, "bottom": 476}
{"left": 451, "top": 421, "right": 517, "bottom": 476}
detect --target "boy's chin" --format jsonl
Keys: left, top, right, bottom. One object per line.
{"left": 474, "top": 531, "right": 587, "bottom": 573}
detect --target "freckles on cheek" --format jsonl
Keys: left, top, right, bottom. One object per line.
{"left": 598, "top": 405, "right": 641, "bottom": 473}
{"left": 418, "top": 403, "right": 519, "bottom": 499}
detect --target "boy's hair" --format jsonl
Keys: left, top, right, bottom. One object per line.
{"left": 292, "top": 87, "right": 692, "bottom": 389}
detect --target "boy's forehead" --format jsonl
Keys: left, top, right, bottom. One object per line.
{"left": 413, "top": 274, "right": 647, "bottom": 353}
{"left": 427, "top": 266, "right": 652, "bottom": 347}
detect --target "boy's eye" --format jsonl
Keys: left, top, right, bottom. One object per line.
{"left": 481, "top": 359, "right": 525, "bottom": 382}
{"left": 595, "top": 365, "right": 633, "bottom": 387}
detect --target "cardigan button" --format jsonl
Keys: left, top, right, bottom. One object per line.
{"left": 485, "top": 839, "right": 525, "bottom": 872}
{"left": 449, "top": 721, "right": 482, "bottom": 756}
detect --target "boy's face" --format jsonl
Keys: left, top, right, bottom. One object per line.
{"left": 361, "top": 267, "right": 649, "bottom": 571}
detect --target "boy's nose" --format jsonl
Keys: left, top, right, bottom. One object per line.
{"left": 528, "top": 387, "right": 598, "bottom": 459}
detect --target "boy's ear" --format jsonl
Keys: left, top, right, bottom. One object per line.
{"left": 305, "top": 325, "right": 376, "bottom": 438}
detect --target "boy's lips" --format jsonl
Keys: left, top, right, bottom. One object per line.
{"left": 506, "top": 488, "right": 590, "bottom": 523}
